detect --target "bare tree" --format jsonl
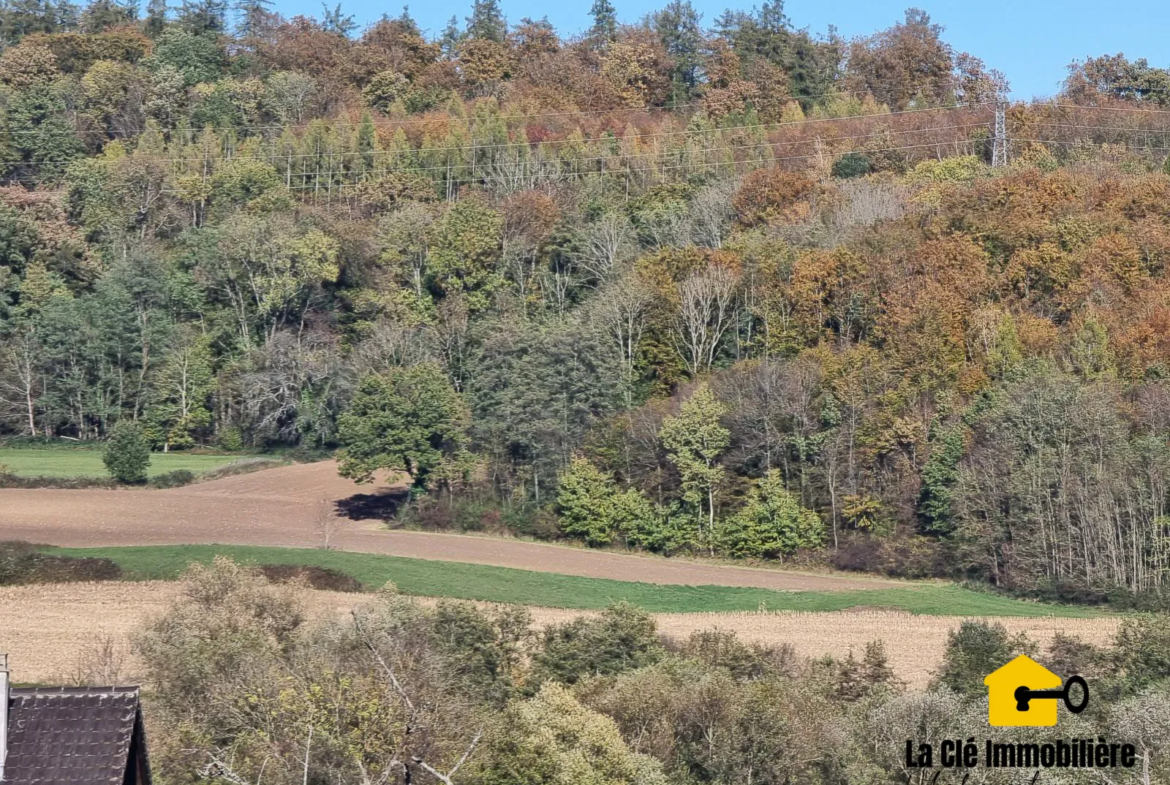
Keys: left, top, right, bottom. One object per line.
{"left": 432, "top": 296, "right": 471, "bottom": 391}
{"left": 590, "top": 275, "right": 653, "bottom": 406}
{"left": 0, "top": 330, "right": 39, "bottom": 436}
{"left": 242, "top": 329, "right": 350, "bottom": 445}
{"left": 575, "top": 212, "right": 636, "bottom": 283}
{"left": 352, "top": 612, "right": 483, "bottom": 785}
{"left": 314, "top": 497, "right": 344, "bottom": 550}
{"left": 688, "top": 178, "right": 739, "bottom": 249}
{"left": 350, "top": 318, "right": 434, "bottom": 376}
{"left": 66, "top": 633, "right": 129, "bottom": 686}
{"left": 676, "top": 265, "right": 741, "bottom": 376}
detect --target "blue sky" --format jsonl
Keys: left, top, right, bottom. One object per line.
{"left": 285, "top": 0, "right": 1164, "bottom": 100}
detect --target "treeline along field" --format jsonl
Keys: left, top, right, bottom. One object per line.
{"left": 4, "top": 0, "right": 1170, "bottom": 600}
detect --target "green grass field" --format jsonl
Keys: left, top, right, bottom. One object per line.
{"left": 0, "top": 448, "right": 241, "bottom": 478}
{"left": 47, "top": 544, "right": 1103, "bottom": 617}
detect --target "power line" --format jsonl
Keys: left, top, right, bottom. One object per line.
{"left": 0, "top": 106, "right": 995, "bottom": 169}
{"left": 1044, "top": 102, "right": 1170, "bottom": 116}
{"left": 10, "top": 119, "right": 1170, "bottom": 190}
{"left": 182, "top": 137, "right": 1001, "bottom": 195}
{"left": 0, "top": 84, "right": 959, "bottom": 142}
{"left": 9, "top": 118, "right": 993, "bottom": 169}
{"left": 0, "top": 121, "right": 995, "bottom": 186}
{"left": 0, "top": 98, "right": 994, "bottom": 143}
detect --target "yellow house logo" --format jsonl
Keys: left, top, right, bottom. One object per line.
{"left": 984, "top": 655, "right": 1090, "bottom": 727}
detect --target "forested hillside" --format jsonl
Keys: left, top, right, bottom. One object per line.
{"left": 4, "top": 0, "right": 1170, "bottom": 597}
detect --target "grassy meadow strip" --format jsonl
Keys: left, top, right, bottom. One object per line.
{"left": 47, "top": 544, "right": 1103, "bottom": 617}
{"left": 0, "top": 447, "right": 242, "bottom": 478}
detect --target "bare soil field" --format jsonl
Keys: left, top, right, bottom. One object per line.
{"left": 0, "top": 461, "right": 899, "bottom": 592}
{"left": 0, "top": 582, "right": 1121, "bottom": 689}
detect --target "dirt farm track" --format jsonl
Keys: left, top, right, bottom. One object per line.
{"left": 0, "top": 460, "right": 901, "bottom": 592}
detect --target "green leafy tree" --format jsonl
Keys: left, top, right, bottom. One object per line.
{"left": 103, "top": 419, "right": 151, "bottom": 483}
{"left": 555, "top": 457, "right": 657, "bottom": 546}
{"left": 468, "top": 318, "right": 622, "bottom": 503}
{"left": 177, "top": 0, "right": 227, "bottom": 33}
{"left": 465, "top": 0, "right": 505, "bottom": 43}
{"left": 934, "top": 620, "right": 1035, "bottom": 696}
{"left": 476, "top": 681, "right": 668, "bottom": 785}
{"left": 233, "top": 0, "right": 273, "bottom": 36}
{"left": 917, "top": 421, "right": 965, "bottom": 533}
{"left": 651, "top": 0, "right": 703, "bottom": 103}
{"left": 5, "top": 84, "right": 84, "bottom": 181}
{"left": 718, "top": 469, "right": 824, "bottom": 559}
{"left": 831, "top": 151, "right": 872, "bottom": 178}
{"left": 555, "top": 457, "right": 619, "bottom": 545}
{"left": 149, "top": 27, "right": 224, "bottom": 86}
{"left": 145, "top": 331, "right": 215, "bottom": 451}
{"left": 426, "top": 198, "right": 503, "bottom": 311}
{"left": 659, "top": 383, "right": 729, "bottom": 550}
{"left": 144, "top": 0, "right": 167, "bottom": 35}
{"left": 531, "top": 602, "right": 663, "bottom": 686}
{"left": 588, "top": 0, "right": 617, "bottom": 45}
{"left": 320, "top": 2, "right": 355, "bottom": 35}
{"left": 439, "top": 14, "right": 462, "bottom": 58}
{"left": 337, "top": 362, "right": 469, "bottom": 491}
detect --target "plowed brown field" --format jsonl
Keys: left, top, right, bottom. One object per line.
{"left": 0, "top": 461, "right": 898, "bottom": 592}
{"left": 0, "top": 582, "right": 1120, "bottom": 688}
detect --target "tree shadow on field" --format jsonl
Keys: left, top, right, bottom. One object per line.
{"left": 334, "top": 487, "right": 411, "bottom": 521}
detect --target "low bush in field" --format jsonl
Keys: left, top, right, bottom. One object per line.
{"left": 149, "top": 469, "right": 197, "bottom": 488}
{"left": 0, "top": 471, "right": 118, "bottom": 489}
{"left": 197, "top": 457, "right": 286, "bottom": 481}
{"left": 0, "top": 541, "right": 122, "bottom": 585}
{"left": 259, "top": 564, "right": 363, "bottom": 592}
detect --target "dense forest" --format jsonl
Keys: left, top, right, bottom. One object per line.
{"left": 4, "top": 0, "right": 1170, "bottom": 597}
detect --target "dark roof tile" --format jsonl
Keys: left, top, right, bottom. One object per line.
{"left": 6, "top": 686, "right": 142, "bottom": 785}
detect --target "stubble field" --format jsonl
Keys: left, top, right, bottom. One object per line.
{"left": 0, "top": 581, "right": 1121, "bottom": 689}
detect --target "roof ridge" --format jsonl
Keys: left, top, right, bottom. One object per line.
{"left": 9, "top": 685, "right": 141, "bottom": 696}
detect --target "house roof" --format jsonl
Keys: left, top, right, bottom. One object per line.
{"left": 983, "top": 655, "right": 1062, "bottom": 688}
{"left": 5, "top": 685, "right": 149, "bottom": 785}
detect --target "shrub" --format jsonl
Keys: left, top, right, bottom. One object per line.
{"left": 832, "top": 151, "right": 873, "bottom": 179}
{"left": 149, "top": 469, "right": 196, "bottom": 488}
{"left": 103, "top": 421, "right": 151, "bottom": 484}
{"left": 531, "top": 602, "right": 662, "bottom": 687}
{"left": 0, "top": 541, "right": 122, "bottom": 585}
{"left": 905, "top": 154, "right": 986, "bottom": 184}
{"left": 668, "top": 629, "right": 796, "bottom": 681}
{"left": 1115, "top": 615, "right": 1170, "bottom": 690}
{"left": 476, "top": 682, "right": 669, "bottom": 785}
{"left": 215, "top": 426, "right": 245, "bottom": 451}
{"left": 717, "top": 470, "right": 824, "bottom": 560}
{"left": 1043, "top": 632, "right": 1108, "bottom": 680}
{"left": 732, "top": 168, "right": 817, "bottom": 227}
{"left": 934, "top": 620, "right": 1035, "bottom": 696}
{"left": 259, "top": 564, "right": 363, "bottom": 592}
